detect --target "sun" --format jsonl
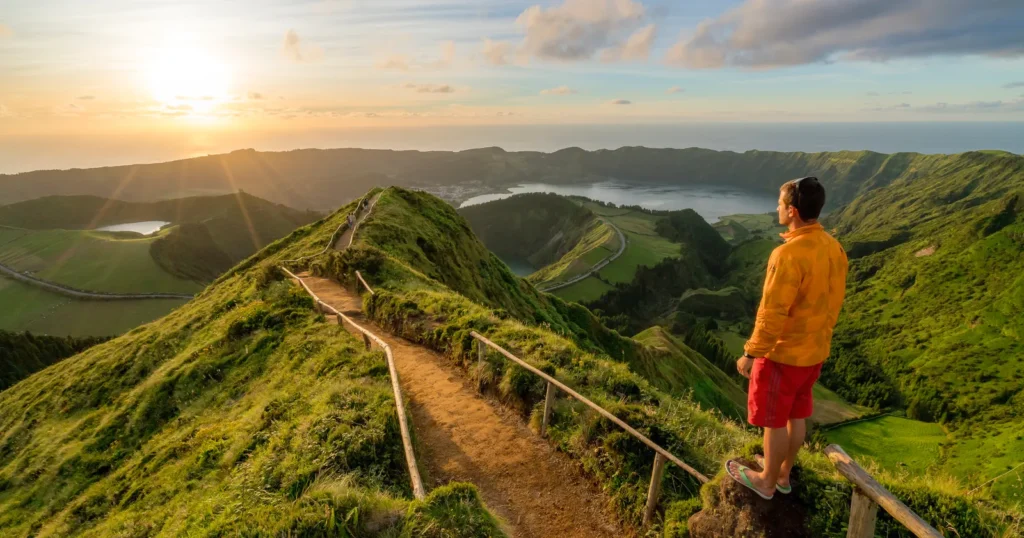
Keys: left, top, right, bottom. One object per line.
{"left": 145, "top": 42, "right": 231, "bottom": 114}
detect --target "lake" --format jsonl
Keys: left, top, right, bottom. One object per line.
{"left": 96, "top": 221, "right": 169, "bottom": 235}
{"left": 460, "top": 182, "right": 777, "bottom": 223}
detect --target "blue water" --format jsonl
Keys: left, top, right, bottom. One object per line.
{"left": 461, "top": 181, "right": 778, "bottom": 223}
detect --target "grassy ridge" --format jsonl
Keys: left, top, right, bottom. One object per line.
{"left": 307, "top": 187, "right": 1012, "bottom": 536}
{"left": 0, "top": 197, "right": 505, "bottom": 536}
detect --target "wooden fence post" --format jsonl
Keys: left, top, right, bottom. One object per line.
{"left": 477, "top": 339, "right": 486, "bottom": 392}
{"left": 541, "top": 382, "right": 556, "bottom": 437}
{"left": 363, "top": 333, "right": 371, "bottom": 350}
{"left": 642, "top": 453, "right": 668, "bottom": 527}
{"left": 847, "top": 488, "right": 879, "bottom": 538}
{"left": 336, "top": 314, "right": 343, "bottom": 327}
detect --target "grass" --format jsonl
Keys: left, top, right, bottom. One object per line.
{"left": 825, "top": 416, "right": 949, "bottom": 476}
{"left": 0, "top": 278, "right": 188, "bottom": 336}
{"left": 529, "top": 218, "right": 617, "bottom": 285}
{"left": 583, "top": 203, "right": 681, "bottom": 286}
{"left": 0, "top": 200, "right": 504, "bottom": 535}
{"left": 551, "top": 276, "right": 614, "bottom": 303}
{"left": 0, "top": 227, "right": 201, "bottom": 294}
{"left": 308, "top": 187, "right": 1015, "bottom": 537}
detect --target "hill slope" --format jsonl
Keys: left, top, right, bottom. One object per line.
{"left": 299, "top": 187, "right": 1009, "bottom": 536}
{"left": 821, "top": 150, "right": 1024, "bottom": 502}
{"left": 458, "top": 193, "right": 619, "bottom": 286}
{"left": 0, "top": 196, "right": 503, "bottom": 536}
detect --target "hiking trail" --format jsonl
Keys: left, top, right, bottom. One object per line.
{"left": 289, "top": 195, "right": 624, "bottom": 537}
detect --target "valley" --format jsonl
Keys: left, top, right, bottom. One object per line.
{"left": 1, "top": 148, "right": 1022, "bottom": 536}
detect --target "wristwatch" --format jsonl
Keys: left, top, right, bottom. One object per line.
{"left": 742, "top": 353, "right": 756, "bottom": 359}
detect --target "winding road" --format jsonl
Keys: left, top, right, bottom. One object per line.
{"left": 535, "top": 217, "right": 627, "bottom": 292}
{"left": 0, "top": 261, "right": 193, "bottom": 301}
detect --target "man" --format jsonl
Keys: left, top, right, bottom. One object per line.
{"left": 726, "top": 176, "right": 848, "bottom": 500}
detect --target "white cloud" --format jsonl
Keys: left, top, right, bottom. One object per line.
{"left": 282, "top": 29, "right": 324, "bottom": 63}
{"left": 540, "top": 85, "right": 578, "bottom": 95}
{"left": 601, "top": 24, "right": 656, "bottom": 62}
{"left": 404, "top": 83, "right": 456, "bottom": 94}
{"left": 666, "top": 86, "right": 684, "bottom": 94}
{"left": 607, "top": 98, "right": 632, "bottom": 105}
{"left": 482, "top": 39, "right": 512, "bottom": 65}
{"left": 514, "top": 0, "right": 650, "bottom": 62}
{"left": 666, "top": 0, "right": 1024, "bottom": 69}
{"left": 376, "top": 55, "right": 410, "bottom": 71}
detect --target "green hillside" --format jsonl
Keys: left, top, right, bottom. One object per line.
{"left": 0, "top": 195, "right": 503, "bottom": 536}
{"left": 298, "top": 187, "right": 1010, "bottom": 536}
{"left": 0, "top": 227, "right": 202, "bottom": 295}
{"left": 0, "top": 330, "right": 107, "bottom": 391}
{"left": 820, "top": 150, "right": 1024, "bottom": 502}
{"left": 0, "top": 193, "right": 321, "bottom": 336}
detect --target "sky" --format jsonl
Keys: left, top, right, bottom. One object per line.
{"left": 1, "top": 0, "right": 1024, "bottom": 172}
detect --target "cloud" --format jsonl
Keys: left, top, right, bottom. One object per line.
{"left": 77, "top": 95, "right": 95, "bottom": 101}
{"left": 482, "top": 39, "right": 513, "bottom": 65}
{"left": 601, "top": 24, "right": 656, "bottom": 62}
{"left": 0, "top": 24, "right": 11, "bottom": 39}
{"left": 377, "top": 55, "right": 410, "bottom": 71}
{"left": 282, "top": 29, "right": 324, "bottom": 63}
{"left": 433, "top": 41, "right": 456, "bottom": 68}
{"left": 666, "top": 0, "right": 1024, "bottom": 69}
{"left": 607, "top": 98, "right": 632, "bottom": 105}
{"left": 165, "top": 104, "right": 193, "bottom": 112}
{"left": 515, "top": 0, "right": 651, "bottom": 62}
{"left": 0, "top": 104, "right": 11, "bottom": 118}
{"left": 540, "top": 85, "right": 578, "bottom": 95}
{"left": 1004, "top": 81, "right": 1024, "bottom": 89}
{"left": 248, "top": 92, "right": 264, "bottom": 100}
{"left": 666, "top": 86, "right": 685, "bottom": 94}
{"left": 404, "top": 83, "right": 456, "bottom": 94}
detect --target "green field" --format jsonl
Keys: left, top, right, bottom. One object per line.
{"left": 0, "top": 277, "right": 187, "bottom": 336}
{"left": 551, "top": 276, "right": 615, "bottom": 303}
{"left": 0, "top": 227, "right": 201, "bottom": 294}
{"left": 945, "top": 423, "right": 1024, "bottom": 503}
{"left": 825, "top": 416, "right": 948, "bottom": 475}
{"left": 530, "top": 218, "right": 618, "bottom": 285}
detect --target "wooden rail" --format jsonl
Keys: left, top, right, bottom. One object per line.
{"left": 470, "top": 331, "right": 708, "bottom": 526}
{"left": 280, "top": 266, "right": 426, "bottom": 500}
{"left": 825, "top": 444, "right": 941, "bottom": 538}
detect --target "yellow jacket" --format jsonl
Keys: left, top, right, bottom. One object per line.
{"left": 744, "top": 223, "right": 848, "bottom": 367}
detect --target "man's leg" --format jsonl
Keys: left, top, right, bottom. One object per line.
{"left": 778, "top": 418, "right": 806, "bottom": 487}
{"left": 755, "top": 425, "right": 790, "bottom": 490}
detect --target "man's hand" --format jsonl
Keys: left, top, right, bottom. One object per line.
{"left": 736, "top": 356, "right": 755, "bottom": 379}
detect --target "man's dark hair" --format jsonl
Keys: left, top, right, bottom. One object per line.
{"left": 781, "top": 177, "right": 826, "bottom": 220}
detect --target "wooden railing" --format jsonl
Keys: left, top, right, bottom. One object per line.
{"left": 825, "top": 445, "right": 941, "bottom": 538}
{"left": 470, "top": 331, "right": 709, "bottom": 526}
{"left": 280, "top": 266, "right": 426, "bottom": 500}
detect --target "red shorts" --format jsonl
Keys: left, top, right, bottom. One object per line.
{"left": 748, "top": 358, "right": 822, "bottom": 429}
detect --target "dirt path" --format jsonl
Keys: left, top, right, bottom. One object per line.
{"left": 298, "top": 273, "right": 624, "bottom": 538}
{"left": 332, "top": 192, "right": 381, "bottom": 251}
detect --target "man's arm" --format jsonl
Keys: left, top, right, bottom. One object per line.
{"left": 826, "top": 243, "right": 849, "bottom": 328}
{"left": 744, "top": 248, "right": 802, "bottom": 358}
